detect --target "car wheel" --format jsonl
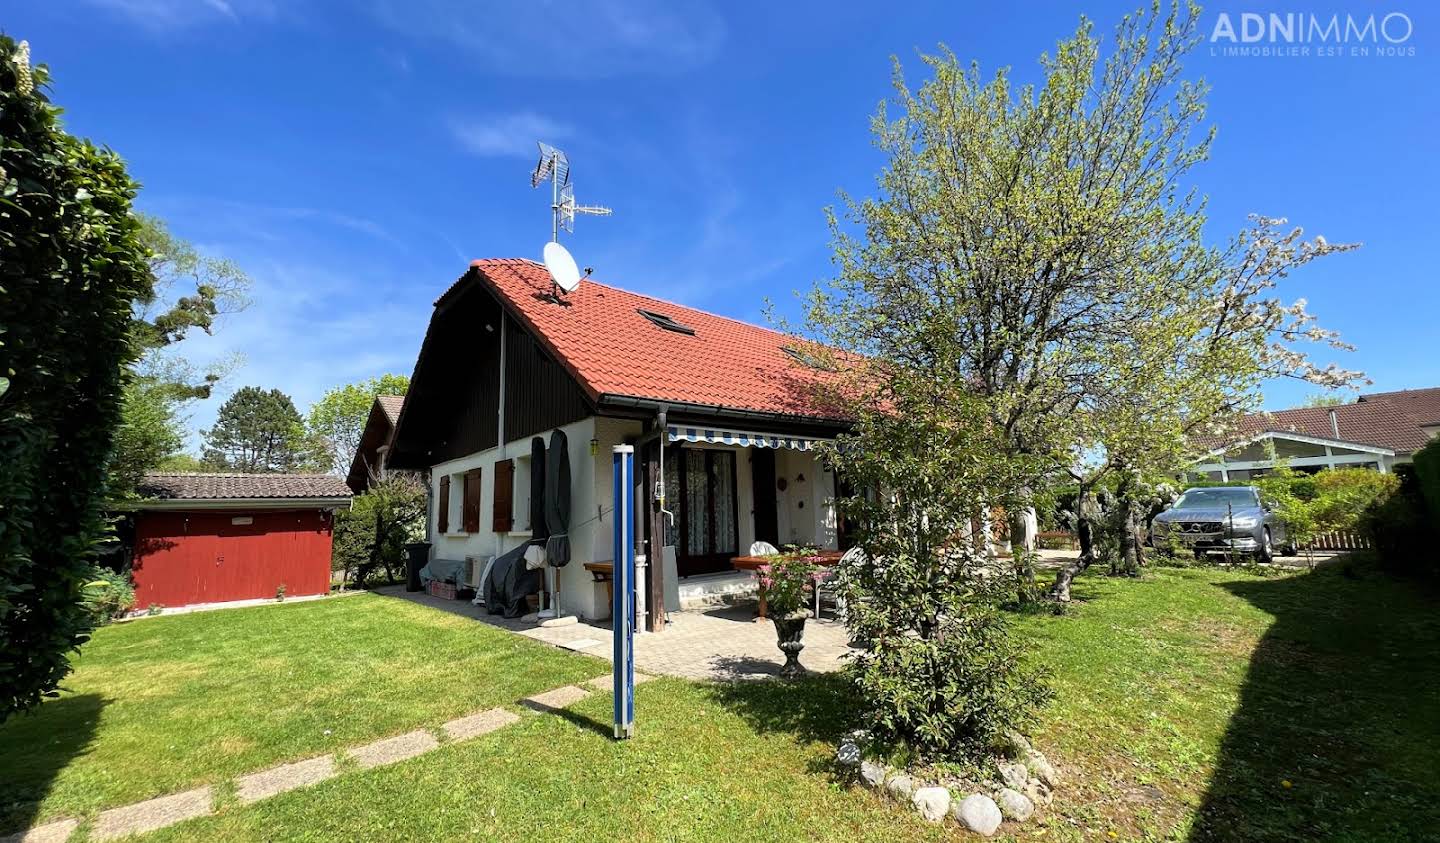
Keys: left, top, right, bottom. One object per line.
{"left": 1257, "top": 528, "right": 1274, "bottom": 564}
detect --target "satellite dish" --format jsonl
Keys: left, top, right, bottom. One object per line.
{"left": 543, "top": 241, "right": 582, "bottom": 294}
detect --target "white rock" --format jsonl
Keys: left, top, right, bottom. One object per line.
{"left": 997, "top": 787, "right": 1034, "bottom": 822}
{"left": 911, "top": 786, "right": 951, "bottom": 823}
{"left": 885, "top": 773, "right": 914, "bottom": 801}
{"left": 859, "top": 760, "right": 886, "bottom": 788}
{"left": 1002, "top": 729, "right": 1034, "bottom": 757}
{"left": 1024, "top": 750, "right": 1059, "bottom": 787}
{"left": 952, "top": 793, "right": 1003, "bottom": 837}
{"left": 836, "top": 739, "right": 861, "bottom": 767}
{"left": 998, "top": 760, "right": 1029, "bottom": 791}
{"left": 1024, "top": 779, "right": 1053, "bottom": 806}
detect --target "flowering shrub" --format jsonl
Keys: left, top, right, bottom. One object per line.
{"left": 755, "top": 554, "right": 823, "bottom": 617}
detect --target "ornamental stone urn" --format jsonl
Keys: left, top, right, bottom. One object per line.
{"left": 772, "top": 610, "right": 809, "bottom": 678}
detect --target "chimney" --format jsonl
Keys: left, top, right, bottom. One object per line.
{"left": 1330, "top": 408, "right": 1340, "bottom": 438}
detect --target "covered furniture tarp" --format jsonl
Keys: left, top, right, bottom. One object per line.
{"left": 418, "top": 558, "right": 466, "bottom": 588}
{"left": 482, "top": 542, "right": 541, "bottom": 619}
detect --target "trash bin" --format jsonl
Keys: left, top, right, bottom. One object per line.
{"left": 405, "top": 542, "right": 430, "bottom": 592}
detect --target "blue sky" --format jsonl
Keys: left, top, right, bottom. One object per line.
{"left": 10, "top": 1, "right": 1439, "bottom": 445}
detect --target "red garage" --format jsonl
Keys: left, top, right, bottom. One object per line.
{"left": 130, "top": 473, "right": 352, "bottom": 610}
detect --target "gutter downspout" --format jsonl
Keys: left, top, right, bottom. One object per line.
{"left": 496, "top": 313, "right": 507, "bottom": 561}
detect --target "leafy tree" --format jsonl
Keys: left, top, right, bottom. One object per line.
{"left": 109, "top": 378, "right": 186, "bottom": 493}
{"left": 827, "top": 371, "right": 1050, "bottom": 762}
{"left": 108, "top": 217, "right": 250, "bottom": 495}
{"left": 799, "top": 3, "right": 1360, "bottom": 603}
{"left": 1, "top": 36, "right": 154, "bottom": 721}
{"left": 1302, "top": 393, "right": 1349, "bottom": 408}
{"left": 201, "top": 387, "right": 322, "bottom": 473}
{"left": 308, "top": 374, "right": 409, "bottom": 475}
{"left": 332, "top": 473, "right": 427, "bottom": 587}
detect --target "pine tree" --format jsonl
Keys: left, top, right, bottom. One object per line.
{"left": 201, "top": 387, "right": 318, "bottom": 473}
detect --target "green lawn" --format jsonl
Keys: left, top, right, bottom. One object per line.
{"left": 0, "top": 593, "right": 602, "bottom": 831}
{"left": 5, "top": 560, "right": 1439, "bottom": 842}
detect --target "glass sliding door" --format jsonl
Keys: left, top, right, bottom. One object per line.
{"left": 670, "top": 446, "right": 739, "bottom": 576}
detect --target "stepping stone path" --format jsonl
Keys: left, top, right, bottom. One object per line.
{"left": 346, "top": 730, "right": 440, "bottom": 770}
{"left": 235, "top": 756, "right": 337, "bottom": 804}
{"left": 521, "top": 684, "right": 591, "bottom": 713}
{"left": 3, "top": 818, "right": 77, "bottom": 843}
{"left": 442, "top": 707, "right": 518, "bottom": 741}
{"left": 1, "top": 679, "right": 604, "bottom": 842}
{"left": 91, "top": 787, "right": 213, "bottom": 842}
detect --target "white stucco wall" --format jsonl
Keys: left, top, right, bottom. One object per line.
{"left": 429, "top": 416, "right": 612, "bottom": 621}
{"left": 428, "top": 415, "right": 837, "bottom": 621}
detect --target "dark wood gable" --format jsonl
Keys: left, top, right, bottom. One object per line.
{"left": 390, "top": 270, "right": 595, "bottom": 470}
{"left": 504, "top": 316, "right": 591, "bottom": 443}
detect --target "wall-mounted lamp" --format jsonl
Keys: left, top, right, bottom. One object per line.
{"left": 589, "top": 437, "right": 599, "bottom": 456}
{"left": 797, "top": 473, "right": 806, "bottom": 483}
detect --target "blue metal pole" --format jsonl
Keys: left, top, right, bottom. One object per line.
{"left": 611, "top": 445, "right": 635, "bottom": 739}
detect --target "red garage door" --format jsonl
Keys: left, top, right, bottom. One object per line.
{"left": 132, "top": 510, "right": 333, "bottom": 609}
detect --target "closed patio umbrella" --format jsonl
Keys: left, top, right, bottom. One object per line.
{"left": 543, "top": 429, "right": 572, "bottom": 617}
{"left": 530, "top": 436, "right": 548, "bottom": 544}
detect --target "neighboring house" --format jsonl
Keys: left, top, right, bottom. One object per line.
{"left": 1358, "top": 386, "right": 1440, "bottom": 441}
{"left": 1190, "top": 390, "right": 1439, "bottom": 480}
{"left": 129, "top": 472, "right": 352, "bottom": 610}
{"left": 387, "top": 259, "right": 851, "bottom": 624}
{"left": 347, "top": 394, "right": 405, "bottom": 493}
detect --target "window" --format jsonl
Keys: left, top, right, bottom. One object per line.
{"left": 637, "top": 309, "right": 695, "bottom": 335}
{"left": 492, "top": 459, "right": 514, "bottom": 532}
{"left": 462, "top": 468, "right": 482, "bottom": 533}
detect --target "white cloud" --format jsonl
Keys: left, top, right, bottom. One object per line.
{"left": 448, "top": 112, "right": 572, "bottom": 158}
{"left": 371, "top": 0, "right": 725, "bottom": 78}
{"left": 85, "top": 0, "right": 277, "bottom": 29}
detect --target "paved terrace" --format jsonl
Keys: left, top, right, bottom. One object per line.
{"left": 375, "top": 585, "right": 855, "bottom": 681}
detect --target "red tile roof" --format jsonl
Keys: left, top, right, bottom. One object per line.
{"left": 1197, "top": 400, "right": 1433, "bottom": 455}
{"left": 461, "top": 259, "right": 848, "bottom": 421}
{"left": 138, "top": 473, "right": 353, "bottom": 501}
{"left": 1360, "top": 387, "right": 1440, "bottom": 426}
{"left": 376, "top": 395, "right": 405, "bottom": 426}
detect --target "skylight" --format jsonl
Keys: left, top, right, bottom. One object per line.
{"left": 637, "top": 309, "right": 695, "bottom": 336}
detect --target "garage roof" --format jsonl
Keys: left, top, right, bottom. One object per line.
{"left": 137, "top": 473, "right": 352, "bottom": 503}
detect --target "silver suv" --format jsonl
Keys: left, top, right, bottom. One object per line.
{"left": 1149, "top": 486, "right": 1289, "bottom": 562}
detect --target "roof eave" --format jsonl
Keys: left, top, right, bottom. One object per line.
{"left": 596, "top": 393, "right": 851, "bottom": 431}
{"left": 126, "top": 496, "right": 353, "bottom": 512}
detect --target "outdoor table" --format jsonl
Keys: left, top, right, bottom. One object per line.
{"left": 583, "top": 561, "right": 614, "bottom": 608}
{"left": 729, "top": 551, "right": 844, "bottom": 620}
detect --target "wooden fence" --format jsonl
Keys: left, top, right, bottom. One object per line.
{"left": 1304, "top": 530, "right": 1371, "bottom": 551}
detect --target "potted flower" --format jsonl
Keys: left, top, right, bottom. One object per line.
{"left": 756, "top": 556, "right": 821, "bottom": 678}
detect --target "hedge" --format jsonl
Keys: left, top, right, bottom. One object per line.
{"left": 0, "top": 36, "right": 154, "bottom": 721}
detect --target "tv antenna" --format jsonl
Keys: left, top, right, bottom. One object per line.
{"left": 530, "top": 142, "right": 611, "bottom": 297}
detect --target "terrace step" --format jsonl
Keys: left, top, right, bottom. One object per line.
{"left": 677, "top": 571, "right": 757, "bottom": 611}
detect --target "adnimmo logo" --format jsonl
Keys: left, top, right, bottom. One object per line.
{"left": 1209, "top": 11, "right": 1416, "bottom": 58}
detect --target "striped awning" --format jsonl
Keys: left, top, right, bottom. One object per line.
{"left": 667, "top": 426, "right": 826, "bottom": 452}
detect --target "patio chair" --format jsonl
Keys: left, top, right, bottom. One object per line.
{"left": 813, "top": 546, "right": 864, "bottom": 620}
{"left": 749, "top": 540, "right": 780, "bottom": 556}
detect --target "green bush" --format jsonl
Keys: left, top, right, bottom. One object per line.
{"left": 0, "top": 36, "right": 154, "bottom": 721}
{"left": 82, "top": 568, "right": 136, "bottom": 625}
{"left": 1413, "top": 439, "right": 1440, "bottom": 524}
{"left": 1361, "top": 465, "right": 1438, "bottom": 577}
{"left": 332, "top": 474, "right": 426, "bottom": 587}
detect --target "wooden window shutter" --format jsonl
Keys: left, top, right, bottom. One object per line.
{"left": 462, "top": 468, "right": 482, "bottom": 533}
{"left": 438, "top": 475, "right": 450, "bottom": 533}
{"left": 493, "top": 459, "right": 515, "bottom": 532}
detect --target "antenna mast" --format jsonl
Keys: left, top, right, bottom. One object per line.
{"left": 531, "top": 142, "right": 611, "bottom": 243}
